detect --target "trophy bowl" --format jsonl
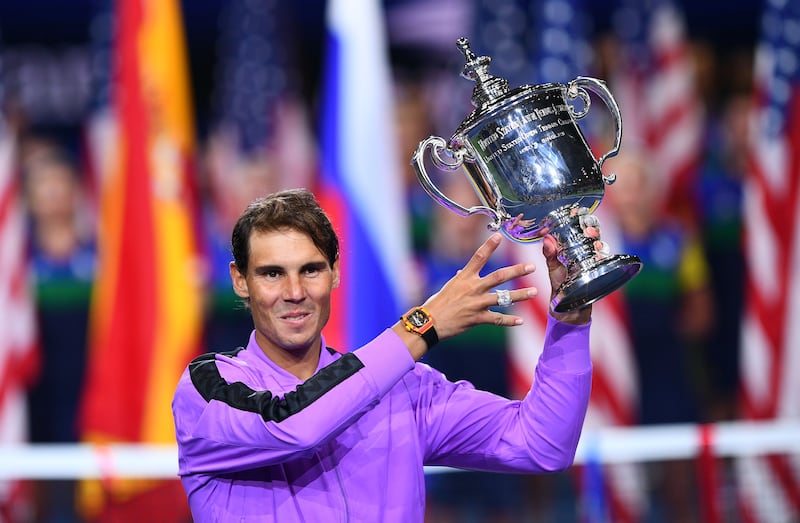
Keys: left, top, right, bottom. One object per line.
{"left": 412, "top": 38, "right": 642, "bottom": 313}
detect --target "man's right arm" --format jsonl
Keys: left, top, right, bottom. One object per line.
{"left": 172, "top": 329, "right": 415, "bottom": 476}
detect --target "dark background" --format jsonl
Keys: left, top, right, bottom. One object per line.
{"left": 0, "top": 0, "right": 764, "bottom": 140}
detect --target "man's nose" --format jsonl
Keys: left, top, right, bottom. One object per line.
{"left": 283, "top": 274, "right": 305, "bottom": 301}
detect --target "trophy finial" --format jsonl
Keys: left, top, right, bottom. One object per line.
{"left": 456, "top": 38, "right": 477, "bottom": 66}
{"left": 455, "top": 37, "right": 509, "bottom": 108}
{"left": 457, "top": 38, "right": 490, "bottom": 83}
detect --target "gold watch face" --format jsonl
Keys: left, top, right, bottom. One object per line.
{"left": 407, "top": 309, "right": 430, "bottom": 328}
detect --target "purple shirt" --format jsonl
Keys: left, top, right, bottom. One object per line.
{"left": 172, "top": 316, "right": 592, "bottom": 522}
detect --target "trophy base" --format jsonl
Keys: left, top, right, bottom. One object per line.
{"left": 551, "top": 254, "right": 642, "bottom": 313}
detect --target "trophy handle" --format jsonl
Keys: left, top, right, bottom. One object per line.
{"left": 567, "top": 76, "right": 622, "bottom": 185}
{"left": 411, "top": 135, "right": 502, "bottom": 222}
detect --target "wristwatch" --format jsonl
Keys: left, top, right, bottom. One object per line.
{"left": 401, "top": 307, "right": 439, "bottom": 349}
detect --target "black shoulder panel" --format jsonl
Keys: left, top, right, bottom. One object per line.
{"left": 188, "top": 349, "right": 364, "bottom": 422}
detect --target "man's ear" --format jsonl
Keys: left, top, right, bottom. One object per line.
{"left": 331, "top": 258, "right": 341, "bottom": 289}
{"left": 230, "top": 262, "right": 249, "bottom": 298}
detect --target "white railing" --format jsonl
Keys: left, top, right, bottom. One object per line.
{"left": 2, "top": 420, "right": 799, "bottom": 480}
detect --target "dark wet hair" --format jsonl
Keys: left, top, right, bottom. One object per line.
{"left": 231, "top": 188, "right": 339, "bottom": 275}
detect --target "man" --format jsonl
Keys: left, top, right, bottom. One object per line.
{"left": 173, "top": 188, "right": 595, "bottom": 522}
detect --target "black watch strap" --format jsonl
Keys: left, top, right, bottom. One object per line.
{"left": 420, "top": 325, "right": 438, "bottom": 350}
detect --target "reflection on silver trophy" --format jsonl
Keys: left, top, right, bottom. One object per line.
{"left": 412, "top": 38, "right": 642, "bottom": 313}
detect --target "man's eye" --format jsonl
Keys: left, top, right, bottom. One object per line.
{"left": 265, "top": 270, "right": 280, "bottom": 278}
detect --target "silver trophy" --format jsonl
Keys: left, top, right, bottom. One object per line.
{"left": 412, "top": 38, "right": 642, "bottom": 312}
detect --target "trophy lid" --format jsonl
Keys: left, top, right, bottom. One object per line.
{"left": 457, "top": 37, "right": 510, "bottom": 109}
{"left": 450, "top": 38, "right": 561, "bottom": 147}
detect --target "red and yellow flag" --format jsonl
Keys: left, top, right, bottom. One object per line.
{"left": 79, "top": 0, "right": 202, "bottom": 519}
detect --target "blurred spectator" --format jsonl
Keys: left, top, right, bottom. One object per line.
{"left": 695, "top": 91, "right": 750, "bottom": 422}
{"left": 607, "top": 147, "right": 714, "bottom": 423}
{"left": 418, "top": 176, "right": 525, "bottom": 523}
{"left": 199, "top": 141, "right": 272, "bottom": 353}
{"left": 200, "top": 0, "right": 317, "bottom": 354}
{"left": 22, "top": 135, "right": 95, "bottom": 523}
{"left": 394, "top": 76, "right": 437, "bottom": 258}
{"left": 605, "top": 147, "right": 714, "bottom": 522}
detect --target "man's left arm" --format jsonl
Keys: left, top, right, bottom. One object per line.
{"left": 420, "top": 314, "right": 591, "bottom": 473}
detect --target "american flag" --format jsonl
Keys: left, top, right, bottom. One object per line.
{"left": 0, "top": 66, "right": 39, "bottom": 520}
{"left": 602, "top": 1, "right": 705, "bottom": 520}
{"left": 736, "top": 0, "right": 800, "bottom": 520}
{"left": 470, "top": 1, "right": 645, "bottom": 521}
{"left": 610, "top": 0, "right": 705, "bottom": 223}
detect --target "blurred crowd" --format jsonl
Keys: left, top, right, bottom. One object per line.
{"left": 1, "top": 0, "right": 762, "bottom": 521}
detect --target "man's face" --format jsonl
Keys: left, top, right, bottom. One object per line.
{"left": 230, "top": 228, "right": 339, "bottom": 359}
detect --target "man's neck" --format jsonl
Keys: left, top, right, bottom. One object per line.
{"left": 256, "top": 335, "right": 322, "bottom": 381}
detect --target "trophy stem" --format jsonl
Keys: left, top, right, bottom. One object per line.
{"left": 547, "top": 207, "right": 642, "bottom": 313}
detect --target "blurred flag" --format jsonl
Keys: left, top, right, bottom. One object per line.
{"left": 206, "top": 0, "right": 315, "bottom": 234}
{"left": 78, "top": 0, "right": 203, "bottom": 520}
{"left": 318, "top": 0, "right": 415, "bottom": 351}
{"left": 581, "top": 436, "right": 609, "bottom": 523}
{"left": 469, "top": 1, "right": 645, "bottom": 521}
{"left": 737, "top": 0, "right": 800, "bottom": 521}
{"left": 610, "top": 0, "right": 704, "bottom": 223}
{"left": 0, "top": 82, "right": 39, "bottom": 522}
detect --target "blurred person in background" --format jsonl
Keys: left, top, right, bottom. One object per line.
{"left": 22, "top": 135, "right": 95, "bottom": 523}
{"left": 418, "top": 176, "right": 524, "bottom": 523}
{"left": 200, "top": 139, "right": 279, "bottom": 355}
{"left": 605, "top": 147, "right": 714, "bottom": 523}
{"left": 695, "top": 90, "right": 750, "bottom": 423}
{"left": 393, "top": 74, "right": 441, "bottom": 261}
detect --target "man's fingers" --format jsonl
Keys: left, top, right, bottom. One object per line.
{"left": 579, "top": 213, "right": 601, "bottom": 240}
{"left": 542, "top": 234, "right": 559, "bottom": 259}
{"left": 462, "top": 233, "right": 503, "bottom": 275}
{"left": 583, "top": 225, "right": 600, "bottom": 239}
{"left": 595, "top": 240, "right": 610, "bottom": 258}
{"left": 579, "top": 213, "right": 599, "bottom": 229}
{"left": 542, "top": 235, "right": 565, "bottom": 273}
{"left": 492, "top": 312, "right": 525, "bottom": 326}
{"left": 491, "top": 287, "right": 538, "bottom": 309}
{"left": 483, "top": 262, "right": 536, "bottom": 291}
